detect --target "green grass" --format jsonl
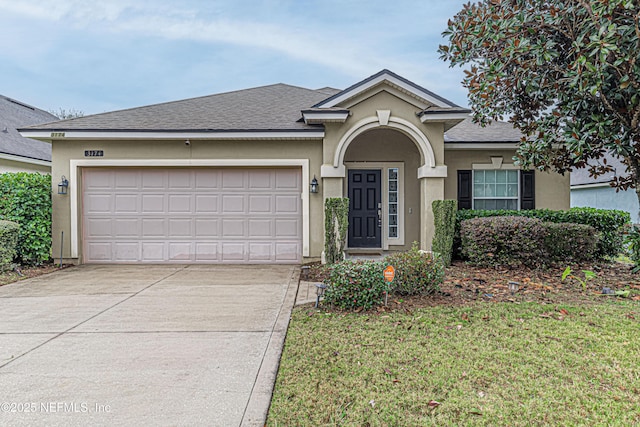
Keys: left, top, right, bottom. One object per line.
{"left": 268, "top": 301, "right": 640, "bottom": 426}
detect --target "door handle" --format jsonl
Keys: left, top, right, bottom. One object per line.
{"left": 377, "top": 209, "right": 382, "bottom": 228}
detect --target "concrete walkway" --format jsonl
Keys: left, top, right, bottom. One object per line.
{"left": 0, "top": 264, "right": 299, "bottom": 427}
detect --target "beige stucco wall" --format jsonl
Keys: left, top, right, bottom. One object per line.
{"left": 444, "top": 149, "right": 570, "bottom": 210}
{"left": 51, "top": 138, "right": 324, "bottom": 261}
{"left": 0, "top": 159, "right": 50, "bottom": 174}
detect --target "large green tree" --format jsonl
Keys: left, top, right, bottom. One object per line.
{"left": 439, "top": 0, "right": 640, "bottom": 210}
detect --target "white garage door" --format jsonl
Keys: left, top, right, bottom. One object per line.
{"left": 82, "top": 168, "right": 302, "bottom": 264}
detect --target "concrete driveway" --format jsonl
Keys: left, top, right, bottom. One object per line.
{"left": 0, "top": 264, "right": 299, "bottom": 427}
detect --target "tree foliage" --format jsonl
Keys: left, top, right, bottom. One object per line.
{"left": 439, "top": 0, "right": 640, "bottom": 209}
{"left": 49, "top": 108, "right": 84, "bottom": 120}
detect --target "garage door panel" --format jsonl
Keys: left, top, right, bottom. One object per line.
{"left": 142, "top": 195, "right": 165, "bottom": 213}
{"left": 168, "top": 194, "right": 192, "bottom": 213}
{"left": 114, "top": 242, "right": 140, "bottom": 262}
{"left": 141, "top": 242, "right": 165, "bottom": 262}
{"left": 222, "top": 195, "right": 245, "bottom": 213}
{"left": 86, "top": 218, "right": 112, "bottom": 237}
{"left": 85, "top": 194, "right": 113, "bottom": 214}
{"left": 142, "top": 219, "right": 166, "bottom": 237}
{"left": 83, "top": 168, "right": 301, "bottom": 264}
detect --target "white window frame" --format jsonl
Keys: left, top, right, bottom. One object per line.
{"left": 344, "top": 162, "right": 405, "bottom": 249}
{"left": 472, "top": 159, "right": 520, "bottom": 211}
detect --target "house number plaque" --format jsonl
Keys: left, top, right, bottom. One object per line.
{"left": 84, "top": 150, "right": 104, "bottom": 157}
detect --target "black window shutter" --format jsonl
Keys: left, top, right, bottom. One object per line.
{"left": 457, "top": 170, "right": 472, "bottom": 210}
{"left": 520, "top": 170, "right": 535, "bottom": 210}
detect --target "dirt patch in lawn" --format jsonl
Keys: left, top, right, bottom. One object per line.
{"left": 303, "top": 260, "right": 640, "bottom": 310}
{"left": 0, "top": 263, "right": 70, "bottom": 287}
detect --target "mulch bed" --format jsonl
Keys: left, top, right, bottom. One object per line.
{"left": 0, "top": 263, "right": 70, "bottom": 287}
{"left": 303, "top": 260, "right": 640, "bottom": 310}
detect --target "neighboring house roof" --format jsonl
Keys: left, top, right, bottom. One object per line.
{"left": 570, "top": 152, "right": 628, "bottom": 186}
{"left": 444, "top": 118, "right": 523, "bottom": 143}
{"left": 0, "top": 95, "right": 56, "bottom": 162}
{"left": 24, "top": 84, "right": 340, "bottom": 132}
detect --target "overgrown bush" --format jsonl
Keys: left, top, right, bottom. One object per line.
{"left": 0, "top": 173, "right": 52, "bottom": 265}
{"left": 432, "top": 200, "right": 457, "bottom": 266}
{"left": 461, "top": 216, "right": 547, "bottom": 268}
{"left": 323, "top": 260, "right": 387, "bottom": 310}
{"left": 324, "top": 198, "right": 349, "bottom": 264}
{"left": 544, "top": 222, "right": 599, "bottom": 262}
{"left": 456, "top": 207, "right": 629, "bottom": 259}
{"left": 0, "top": 220, "right": 20, "bottom": 271}
{"left": 385, "top": 242, "right": 444, "bottom": 296}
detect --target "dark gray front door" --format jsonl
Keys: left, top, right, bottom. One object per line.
{"left": 348, "top": 169, "right": 381, "bottom": 248}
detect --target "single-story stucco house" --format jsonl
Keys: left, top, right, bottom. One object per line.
{"left": 1, "top": 95, "right": 56, "bottom": 174}
{"left": 20, "top": 70, "right": 569, "bottom": 264}
{"left": 571, "top": 153, "right": 639, "bottom": 224}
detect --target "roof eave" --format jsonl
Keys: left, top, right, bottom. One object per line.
{"left": 19, "top": 129, "right": 326, "bottom": 141}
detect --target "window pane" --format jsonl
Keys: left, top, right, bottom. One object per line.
{"left": 485, "top": 171, "right": 496, "bottom": 184}
{"left": 474, "top": 183, "right": 485, "bottom": 197}
{"left": 389, "top": 203, "right": 397, "bottom": 214}
{"left": 389, "top": 215, "right": 397, "bottom": 226}
{"left": 389, "top": 181, "right": 397, "bottom": 191}
{"left": 484, "top": 184, "right": 494, "bottom": 197}
{"left": 507, "top": 183, "right": 518, "bottom": 197}
{"left": 496, "top": 170, "right": 507, "bottom": 184}
{"left": 507, "top": 170, "right": 518, "bottom": 183}
{"left": 474, "top": 199, "right": 485, "bottom": 210}
{"left": 507, "top": 199, "right": 518, "bottom": 210}
{"left": 389, "top": 192, "right": 397, "bottom": 202}
{"left": 389, "top": 169, "right": 397, "bottom": 180}
{"left": 474, "top": 170, "right": 484, "bottom": 184}
{"left": 389, "top": 226, "right": 398, "bottom": 238}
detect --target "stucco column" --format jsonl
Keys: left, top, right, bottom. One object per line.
{"left": 322, "top": 177, "right": 344, "bottom": 199}
{"left": 420, "top": 177, "right": 444, "bottom": 251}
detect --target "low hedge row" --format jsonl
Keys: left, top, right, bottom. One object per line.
{"left": 460, "top": 216, "right": 599, "bottom": 268}
{"left": 456, "top": 207, "right": 629, "bottom": 259}
{"left": 323, "top": 244, "right": 444, "bottom": 310}
{"left": 0, "top": 220, "right": 20, "bottom": 271}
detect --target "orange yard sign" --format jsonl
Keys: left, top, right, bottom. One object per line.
{"left": 383, "top": 265, "right": 395, "bottom": 283}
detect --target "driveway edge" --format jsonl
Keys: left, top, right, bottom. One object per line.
{"left": 240, "top": 266, "right": 299, "bottom": 427}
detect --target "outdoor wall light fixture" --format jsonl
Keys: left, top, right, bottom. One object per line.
{"left": 310, "top": 176, "right": 319, "bottom": 194}
{"left": 508, "top": 281, "right": 520, "bottom": 295}
{"left": 57, "top": 176, "right": 69, "bottom": 195}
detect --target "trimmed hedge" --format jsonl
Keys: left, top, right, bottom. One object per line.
{"left": 456, "top": 207, "right": 629, "bottom": 259}
{"left": 0, "top": 220, "right": 20, "bottom": 271}
{"left": 432, "top": 200, "right": 457, "bottom": 266}
{"left": 544, "top": 222, "right": 599, "bottom": 262}
{"left": 324, "top": 198, "right": 349, "bottom": 264}
{"left": 461, "top": 216, "right": 547, "bottom": 268}
{"left": 323, "top": 260, "right": 387, "bottom": 310}
{"left": 0, "top": 173, "right": 52, "bottom": 265}
{"left": 386, "top": 242, "right": 444, "bottom": 296}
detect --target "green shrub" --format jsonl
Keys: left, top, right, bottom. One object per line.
{"left": 461, "top": 216, "right": 547, "bottom": 268}
{"left": 0, "top": 173, "right": 52, "bottom": 265}
{"left": 385, "top": 243, "right": 444, "bottom": 296}
{"left": 543, "top": 222, "right": 599, "bottom": 262}
{"left": 456, "top": 208, "right": 629, "bottom": 259}
{"left": 324, "top": 198, "right": 349, "bottom": 264}
{"left": 323, "top": 260, "right": 387, "bottom": 310}
{"left": 432, "top": 200, "right": 457, "bottom": 266}
{"left": 626, "top": 225, "right": 640, "bottom": 273}
{"left": 0, "top": 220, "right": 20, "bottom": 271}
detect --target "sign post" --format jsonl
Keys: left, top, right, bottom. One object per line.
{"left": 383, "top": 265, "right": 395, "bottom": 306}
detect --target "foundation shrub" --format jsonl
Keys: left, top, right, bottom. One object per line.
{"left": 456, "top": 208, "right": 629, "bottom": 259}
{"left": 544, "top": 222, "right": 599, "bottom": 262}
{"left": 385, "top": 243, "right": 444, "bottom": 296}
{"left": 323, "top": 260, "right": 387, "bottom": 310}
{"left": 0, "top": 173, "right": 51, "bottom": 265}
{"left": 0, "top": 220, "right": 20, "bottom": 271}
{"left": 461, "top": 216, "right": 547, "bottom": 268}
{"left": 432, "top": 200, "right": 457, "bottom": 266}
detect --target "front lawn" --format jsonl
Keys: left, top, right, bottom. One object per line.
{"left": 268, "top": 301, "right": 639, "bottom": 426}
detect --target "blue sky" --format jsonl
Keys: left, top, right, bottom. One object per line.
{"left": 0, "top": 0, "right": 470, "bottom": 116}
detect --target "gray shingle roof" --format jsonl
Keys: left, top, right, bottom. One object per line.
{"left": 0, "top": 95, "right": 56, "bottom": 162}
{"left": 24, "top": 84, "right": 341, "bottom": 132}
{"left": 445, "top": 118, "right": 523, "bottom": 143}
